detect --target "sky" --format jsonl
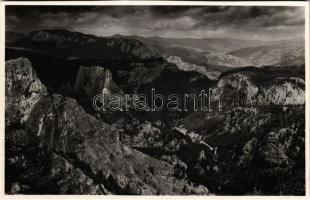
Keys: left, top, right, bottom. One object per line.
{"left": 6, "top": 6, "right": 305, "bottom": 41}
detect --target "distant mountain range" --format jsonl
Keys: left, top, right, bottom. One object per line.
{"left": 137, "top": 36, "right": 265, "bottom": 53}
{"left": 229, "top": 38, "right": 305, "bottom": 67}
{"left": 7, "top": 30, "right": 163, "bottom": 61}
{"left": 6, "top": 29, "right": 305, "bottom": 71}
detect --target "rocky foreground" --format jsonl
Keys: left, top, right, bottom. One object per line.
{"left": 5, "top": 57, "right": 305, "bottom": 195}
{"left": 6, "top": 58, "right": 211, "bottom": 195}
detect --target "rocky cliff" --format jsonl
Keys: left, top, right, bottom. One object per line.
{"left": 5, "top": 58, "right": 210, "bottom": 195}
{"left": 5, "top": 58, "right": 47, "bottom": 125}
{"left": 74, "top": 66, "right": 122, "bottom": 97}
{"left": 166, "top": 56, "right": 220, "bottom": 80}
{"left": 213, "top": 69, "right": 305, "bottom": 107}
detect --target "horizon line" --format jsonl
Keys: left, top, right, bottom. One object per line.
{"left": 6, "top": 28, "right": 305, "bottom": 42}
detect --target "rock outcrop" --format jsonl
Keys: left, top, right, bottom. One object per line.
{"left": 74, "top": 66, "right": 122, "bottom": 97}
{"left": 257, "top": 78, "right": 305, "bottom": 105}
{"left": 6, "top": 58, "right": 210, "bottom": 195}
{"left": 214, "top": 71, "right": 305, "bottom": 106}
{"left": 26, "top": 94, "right": 210, "bottom": 195}
{"left": 5, "top": 57, "right": 47, "bottom": 125}
{"left": 204, "top": 53, "right": 249, "bottom": 68}
{"left": 166, "top": 56, "right": 220, "bottom": 80}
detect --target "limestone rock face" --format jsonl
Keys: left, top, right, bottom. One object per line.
{"left": 25, "top": 94, "right": 210, "bottom": 195}
{"left": 204, "top": 53, "right": 249, "bottom": 68}
{"left": 5, "top": 57, "right": 47, "bottom": 125}
{"left": 74, "top": 66, "right": 122, "bottom": 98}
{"left": 216, "top": 73, "right": 259, "bottom": 106}
{"left": 166, "top": 55, "right": 220, "bottom": 80}
{"left": 257, "top": 78, "right": 305, "bottom": 105}
{"left": 214, "top": 72, "right": 305, "bottom": 107}
{"left": 74, "top": 66, "right": 106, "bottom": 97}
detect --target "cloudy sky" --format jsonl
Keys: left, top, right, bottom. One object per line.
{"left": 6, "top": 6, "right": 305, "bottom": 40}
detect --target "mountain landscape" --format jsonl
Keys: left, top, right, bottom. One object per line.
{"left": 5, "top": 27, "right": 305, "bottom": 195}
{"left": 229, "top": 38, "right": 305, "bottom": 67}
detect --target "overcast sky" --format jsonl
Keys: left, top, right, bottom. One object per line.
{"left": 6, "top": 6, "right": 305, "bottom": 41}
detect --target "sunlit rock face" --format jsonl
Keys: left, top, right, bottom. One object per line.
{"left": 256, "top": 78, "right": 305, "bottom": 105}
{"left": 5, "top": 57, "right": 47, "bottom": 125}
{"left": 166, "top": 55, "right": 220, "bottom": 80}
{"left": 213, "top": 71, "right": 304, "bottom": 107}
{"left": 215, "top": 73, "right": 259, "bottom": 106}
{"left": 204, "top": 53, "right": 249, "bottom": 68}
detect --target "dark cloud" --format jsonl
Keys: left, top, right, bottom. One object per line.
{"left": 6, "top": 6, "right": 305, "bottom": 40}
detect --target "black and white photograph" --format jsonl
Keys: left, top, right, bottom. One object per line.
{"left": 4, "top": 4, "right": 307, "bottom": 195}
